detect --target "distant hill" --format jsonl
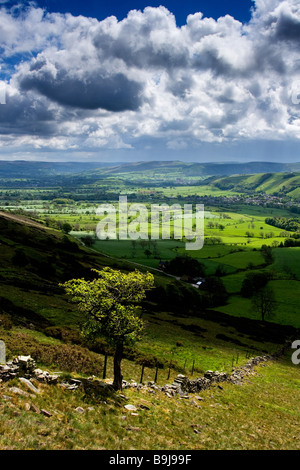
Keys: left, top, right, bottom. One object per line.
{"left": 89, "top": 161, "right": 300, "bottom": 177}
{"left": 0, "top": 160, "right": 299, "bottom": 179}
{"left": 209, "top": 172, "right": 300, "bottom": 198}
{"left": 0, "top": 161, "right": 119, "bottom": 178}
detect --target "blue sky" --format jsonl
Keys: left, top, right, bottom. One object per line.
{"left": 34, "top": 1, "right": 254, "bottom": 26}
{"left": 0, "top": 0, "right": 300, "bottom": 163}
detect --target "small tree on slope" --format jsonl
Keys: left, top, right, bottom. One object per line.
{"left": 62, "top": 267, "right": 154, "bottom": 390}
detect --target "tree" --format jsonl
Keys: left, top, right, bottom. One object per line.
{"left": 261, "top": 244, "right": 274, "bottom": 264}
{"left": 81, "top": 235, "right": 95, "bottom": 247}
{"left": 202, "top": 276, "right": 228, "bottom": 306}
{"left": 241, "top": 272, "right": 269, "bottom": 298}
{"left": 165, "top": 255, "right": 205, "bottom": 277}
{"left": 251, "top": 287, "right": 276, "bottom": 322}
{"left": 61, "top": 222, "right": 72, "bottom": 234}
{"left": 62, "top": 267, "right": 154, "bottom": 390}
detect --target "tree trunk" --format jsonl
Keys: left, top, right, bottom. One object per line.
{"left": 113, "top": 342, "right": 124, "bottom": 390}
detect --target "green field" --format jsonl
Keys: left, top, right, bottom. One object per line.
{"left": 0, "top": 163, "right": 299, "bottom": 450}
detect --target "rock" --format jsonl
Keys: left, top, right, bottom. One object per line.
{"left": 24, "top": 403, "right": 31, "bottom": 411}
{"left": 119, "top": 394, "right": 129, "bottom": 401}
{"left": 75, "top": 407, "right": 85, "bottom": 414}
{"left": 8, "top": 386, "right": 29, "bottom": 397}
{"left": 81, "top": 378, "right": 114, "bottom": 395}
{"left": 190, "top": 399, "right": 199, "bottom": 407}
{"left": 31, "top": 403, "right": 40, "bottom": 414}
{"left": 124, "top": 404, "right": 137, "bottom": 411}
{"left": 2, "top": 395, "right": 12, "bottom": 401}
{"left": 138, "top": 399, "right": 151, "bottom": 410}
{"left": 14, "top": 356, "right": 36, "bottom": 374}
{"left": 19, "top": 377, "right": 40, "bottom": 394}
{"left": 33, "top": 369, "right": 58, "bottom": 385}
{"left": 70, "top": 379, "right": 82, "bottom": 386}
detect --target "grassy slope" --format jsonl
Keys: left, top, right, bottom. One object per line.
{"left": 0, "top": 352, "right": 300, "bottom": 450}
{"left": 211, "top": 172, "right": 300, "bottom": 198}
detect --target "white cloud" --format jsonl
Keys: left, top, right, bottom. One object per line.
{"left": 0, "top": 1, "right": 300, "bottom": 156}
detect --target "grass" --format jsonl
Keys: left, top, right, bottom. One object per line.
{"left": 0, "top": 181, "right": 299, "bottom": 450}
{"left": 271, "top": 247, "right": 300, "bottom": 280}
{"left": 1, "top": 352, "right": 300, "bottom": 450}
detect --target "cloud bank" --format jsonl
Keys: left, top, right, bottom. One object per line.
{"left": 0, "top": 0, "right": 300, "bottom": 157}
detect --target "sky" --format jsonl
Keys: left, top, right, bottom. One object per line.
{"left": 0, "top": 0, "right": 300, "bottom": 163}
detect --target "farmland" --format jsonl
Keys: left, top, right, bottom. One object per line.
{"left": 0, "top": 161, "right": 299, "bottom": 450}
{"left": 0, "top": 162, "right": 299, "bottom": 331}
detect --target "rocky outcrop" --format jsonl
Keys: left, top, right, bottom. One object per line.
{"left": 0, "top": 355, "right": 59, "bottom": 384}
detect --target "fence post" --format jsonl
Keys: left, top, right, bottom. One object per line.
{"left": 167, "top": 360, "right": 172, "bottom": 381}
{"left": 140, "top": 364, "right": 145, "bottom": 384}
{"left": 103, "top": 353, "right": 108, "bottom": 380}
{"left": 154, "top": 365, "right": 159, "bottom": 383}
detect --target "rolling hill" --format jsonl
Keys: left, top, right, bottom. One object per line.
{"left": 210, "top": 172, "right": 300, "bottom": 198}
{"left": 1, "top": 160, "right": 300, "bottom": 180}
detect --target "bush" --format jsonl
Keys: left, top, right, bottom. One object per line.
{"left": 165, "top": 255, "right": 205, "bottom": 277}
{"left": 44, "top": 326, "right": 82, "bottom": 344}
{"left": 2, "top": 330, "right": 103, "bottom": 375}
{"left": 31, "top": 343, "right": 103, "bottom": 375}
{"left": 0, "top": 314, "right": 13, "bottom": 330}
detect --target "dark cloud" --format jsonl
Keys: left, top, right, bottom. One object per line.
{"left": 0, "top": 90, "right": 56, "bottom": 135}
{"left": 274, "top": 11, "right": 300, "bottom": 42}
{"left": 19, "top": 69, "right": 143, "bottom": 112}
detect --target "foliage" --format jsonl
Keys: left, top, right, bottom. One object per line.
{"left": 241, "top": 272, "right": 269, "bottom": 298}
{"left": 61, "top": 222, "right": 72, "bottom": 234}
{"left": 81, "top": 235, "right": 95, "bottom": 247}
{"left": 62, "top": 268, "right": 154, "bottom": 346}
{"left": 251, "top": 287, "right": 277, "bottom": 322}
{"left": 265, "top": 217, "right": 300, "bottom": 232}
{"left": 165, "top": 255, "right": 205, "bottom": 277}
{"left": 261, "top": 245, "right": 274, "bottom": 264}
{"left": 62, "top": 267, "right": 154, "bottom": 389}
{"left": 201, "top": 276, "right": 228, "bottom": 307}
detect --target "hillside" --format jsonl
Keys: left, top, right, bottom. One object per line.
{"left": 82, "top": 161, "right": 300, "bottom": 178}
{"left": 210, "top": 172, "right": 300, "bottom": 199}
{"left": 1, "top": 211, "right": 300, "bottom": 450}
{"left": 0, "top": 211, "right": 134, "bottom": 328}
{"left": 1, "top": 160, "right": 299, "bottom": 180}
